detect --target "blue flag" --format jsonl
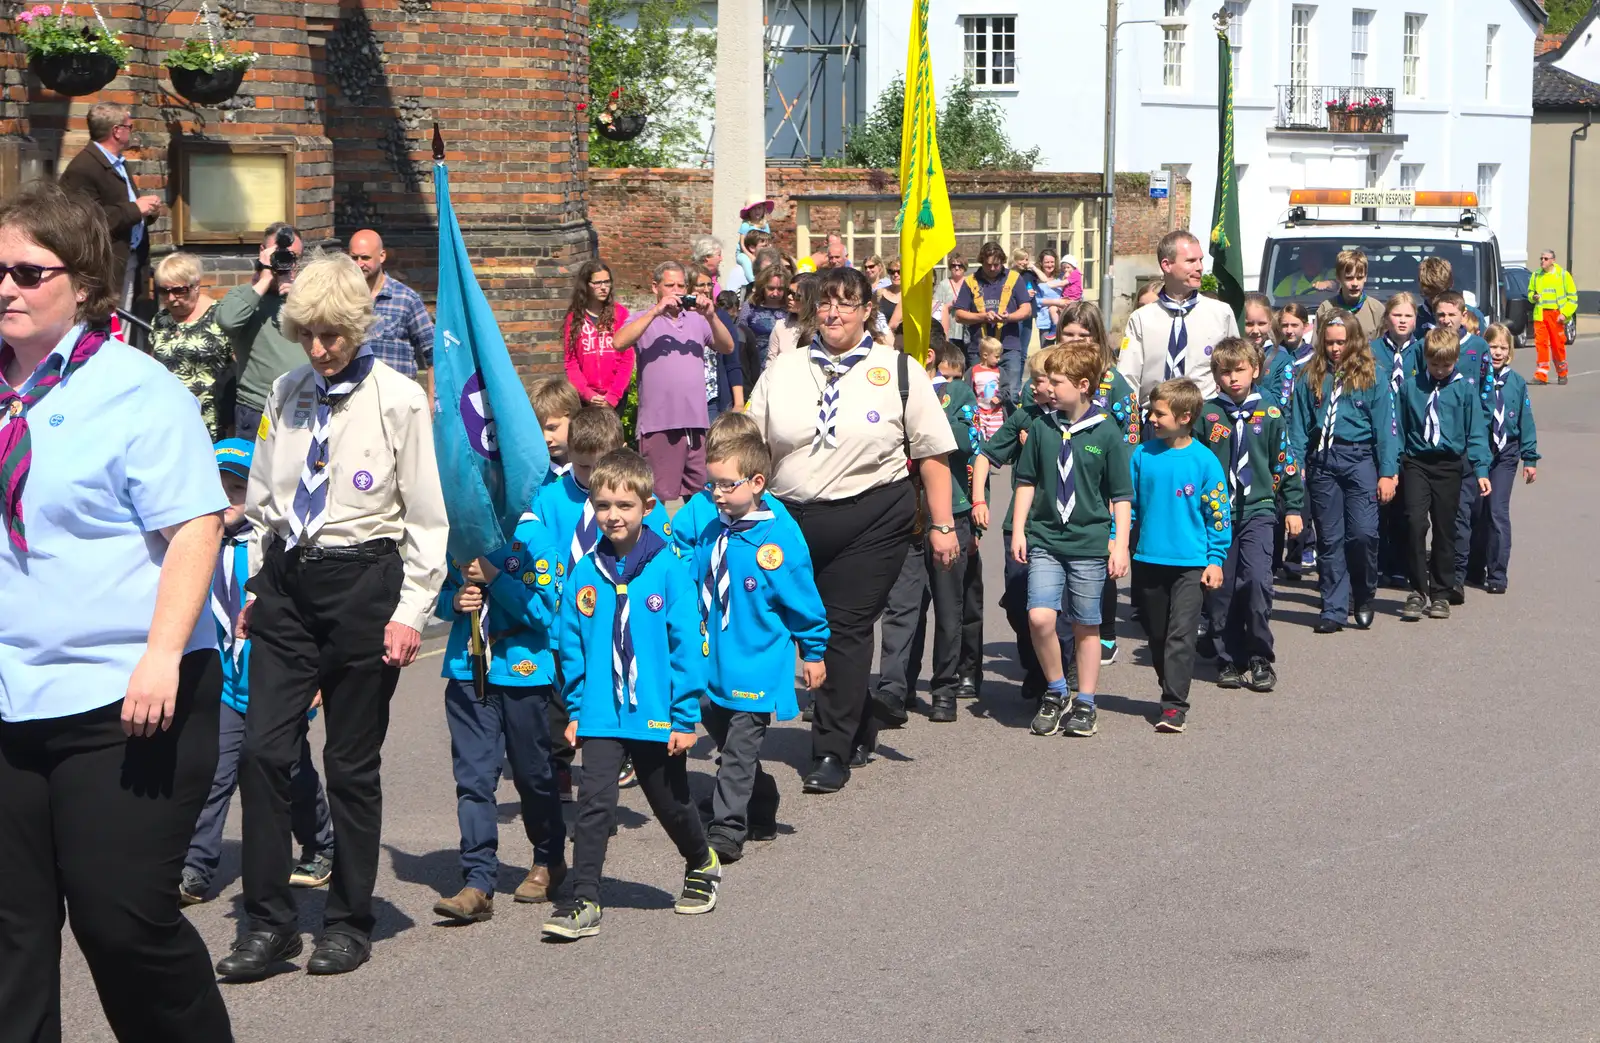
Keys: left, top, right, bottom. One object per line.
{"left": 431, "top": 161, "right": 549, "bottom": 563}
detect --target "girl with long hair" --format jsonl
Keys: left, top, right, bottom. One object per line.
{"left": 562, "top": 259, "right": 633, "bottom": 408}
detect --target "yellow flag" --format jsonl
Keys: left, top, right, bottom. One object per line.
{"left": 897, "top": 0, "right": 955, "bottom": 365}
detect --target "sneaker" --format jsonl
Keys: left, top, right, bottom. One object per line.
{"left": 674, "top": 851, "right": 721, "bottom": 915}
{"left": 1427, "top": 598, "right": 1450, "bottom": 619}
{"left": 289, "top": 853, "right": 333, "bottom": 889}
{"left": 555, "top": 765, "right": 574, "bottom": 803}
{"left": 179, "top": 867, "right": 208, "bottom": 906}
{"left": 1030, "top": 694, "right": 1066, "bottom": 736}
{"left": 618, "top": 756, "right": 637, "bottom": 789}
{"left": 1301, "top": 548, "right": 1317, "bottom": 570}
{"left": 1154, "top": 707, "right": 1187, "bottom": 733}
{"left": 1244, "top": 657, "right": 1277, "bottom": 693}
{"left": 1215, "top": 663, "right": 1244, "bottom": 689}
{"left": 541, "top": 898, "right": 603, "bottom": 941}
{"left": 1100, "top": 639, "right": 1119, "bottom": 665}
{"left": 1400, "top": 593, "right": 1425, "bottom": 621}
{"left": 1063, "top": 699, "right": 1098, "bottom": 737}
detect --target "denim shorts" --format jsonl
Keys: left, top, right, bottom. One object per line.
{"left": 1026, "top": 548, "right": 1107, "bottom": 625}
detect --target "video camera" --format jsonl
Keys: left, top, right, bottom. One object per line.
{"left": 267, "top": 226, "right": 299, "bottom": 276}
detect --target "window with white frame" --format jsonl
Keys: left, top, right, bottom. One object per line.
{"left": 1163, "top": 0, "right": 1188, "bottom": 88}
{"left": 1399, "top": 162, "right": 1422, "bottom": 220}
{"left": 1477, "top": 163, "right": 1498, "bottom": 221}
{"left": 962, "top": 16, "right": 1016, "bottom": 88}
{"left": 1350, "top": 10, "right": 1373, "bottom": 87}
{"left": 1225, "top": 1, "right": 1247, "bottom": 89}
{"left": 1485, "top": 25, "right": 1499, "bottom": 101}
{"left": 1403, "top": 14, "right": 1425, "bottom": 98}
{"left": 1289, "top": 6, "right": 1313, "bottom": 123}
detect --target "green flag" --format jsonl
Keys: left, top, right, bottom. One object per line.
{"left": 1209, "top": 24, "right": 1245, "bottom": 321}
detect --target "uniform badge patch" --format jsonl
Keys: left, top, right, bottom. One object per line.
{"left": 555, "top": 563, "right": 565, "bottom": 577}
{"left": 940, "top": 394, "right": 951, "bottom": 408}
{"left": 511, "top": 660, "right": 535, "bottom": 677}
{"left": 1266, "top": 406, "right": 1281, "bottom": 418}
{"left": 867, "top": 410, "right": 881, "bottom": 423}
{"left": 576, "top": 585, "right": 597, "bottom": 617}
{"left": 257, "top": 414, "right": 271, "bottom": 441}
{"left": 744, "top": 576, "right": 757, "bottom": 592}
{"left": 534, "top": 558, "right": 549, "bottom": 574}
{"left": 352, "top": 470, "right": 374, "bottom": 491}
{"left": 1209, "top": 423, "right": 1230, "bottom": 443}
{"left": 522, "top": 571, "right": 537, "bottom": 585}
{"left": 867, "top": 366, "right": 891, "bottom": 386}
{"left": 537, "top": 573, "right": 551, "bottom": 586}
{"left": 701, "top": 640, "right": 710, "bottom": 657}
{"left": 646, "top": 593, "right": 664, "bottom": 612}
{"left": 49, "top": 414, "right": 63, "bottom": 427}
{"left": 504, "top": 556, "right": 522, "bottom": 574}
{"left": 663, "top": 523, "right": 672, "bottom": 536}
{"left": 756, "top": 544, "right": 784, "bottom": 570}
{"left": 1205, "top": 413, "right": 1219, "bottom": 423}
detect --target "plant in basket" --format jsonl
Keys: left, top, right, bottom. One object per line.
{"left": 17, "top": 4, "right": 131, "bottom": 97}
{"left": 594, "top": 85, "right": 649, "bottom": 141}
{"left": 163, "top": 35, "right": 258, "bottom": 104}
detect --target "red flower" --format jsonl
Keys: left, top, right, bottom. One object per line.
{"left": 576, "top": 101, "right": 588, "bottom": 111}
{"left": 609, "top": 88, "right": 620, "bottom": 100}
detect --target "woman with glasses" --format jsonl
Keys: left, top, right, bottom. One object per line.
{"left": 150, "top": 252, "right": 231, "bottom": 438}
{"left": 562, "top": 259, "right": 632, "bottom": 409}
{"left": 746, "top": 267, "right": 959, "bottom": 794}
{"left": 875, "top": 257, "right": 904, "bottom": 334}
{"left": 764, "top": 271, "right": 812, "bottom": 364}
{"left": 0, "top": 182, "right": 233, "bottom": 1039}
{"left": 933, "top": 253, "right": 970, "bottom": 360}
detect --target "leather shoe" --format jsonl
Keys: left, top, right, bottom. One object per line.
{"left": 802, "top": 754, "right": 850, "bottom": 794}
{"left": 306, "top": 933, "right": 371, "bottom": 976}
{"left": 1447, "top": 586, "right": 1466, "bottom": 606}
{"left": 513, "top": 862, "right": 566, "bottom": 904}
{"left": 1353, "top": 602, "right": 1375, "bottom": 630}
{"left": 215, "top": 930, "right": 302, "bottom": 980}
{"left": 1484, "top": 583, "right": 1507, "bottom": 595}
{"left": 1313, "top": 618, "right": 1343, "bottom": 634}
{"left": 433, "top": 886, "right": 493, "bottom": 923}
{"left": 956, "top": 679, "right": 979, "bottom": 699}
{"left": 929, "top": 691, "right": 958, "bottom": 723}
{"left": 847, "top": 743, "right": 872, "bottom": 769}
{"left": 868, "top": 692, "right": 909, "bottom": 728}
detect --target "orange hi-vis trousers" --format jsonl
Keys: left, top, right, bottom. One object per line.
{"left": 1534, "top": 309, "right": 1568, "bottom": 381}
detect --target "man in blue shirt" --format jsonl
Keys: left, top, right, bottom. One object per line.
{"left": 349, "top": 228, "right": 436, "bottom": 394}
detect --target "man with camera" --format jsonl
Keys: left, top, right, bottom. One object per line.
{"left": 612, "top": 259, "right": 735, "bottom": 504}
{"left": 219, "top": 223, "right": 305, "bottom": 437}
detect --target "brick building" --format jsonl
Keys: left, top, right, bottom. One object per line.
{"left": 0, "top": 0, "right": 592, "bottom": 375}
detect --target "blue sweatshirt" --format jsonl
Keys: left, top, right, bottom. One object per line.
{"left": 671, "top": 489, "right": 798, "bottom": 556}
{"left": 532, "top": 470, "right": 676, "bottom": 597}
{"left": 1288, "top": 370, "right": 1400, "bottom": 477}
{"left": 434, "top": 513, "right": 562, "bottom": 687}
{"left": 1395, "top": 370, "right": 1492, "bottom": 477}
{"left": 1488, "top": 366, "right": 1540, "bottom": 462}
{"left": 542, "top": 461, "right": 571, "bottom": 488}
{"left": 558, "top": 538, "right": 706, "bottom": 741}
{"left": 690, "top": 510, "right": 829, "bottom": 719}
{"left": 1130, "top": 440, "right": 1232, "bottom": 568}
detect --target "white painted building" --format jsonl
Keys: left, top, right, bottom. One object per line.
{"left": 856, "top": 0, "right": 1546, "bottom": 281}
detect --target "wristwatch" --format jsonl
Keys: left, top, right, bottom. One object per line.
{"left": 929, "top": 523, "right": 956, "bottom": 535}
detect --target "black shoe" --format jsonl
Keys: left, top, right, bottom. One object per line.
{"left": 1154, "top": 707, "right": 1188, "bottom": 733}
{"left": 869, "top": 692, "right": 909, "bottom": 728}
{"left": 1484, "top": 582, "right": 1507, "bottom": 595}
{"left": 748, "top": 817, "right": 779, "bottom": 843}
{"left": 1447, "top": 587, "right": 1466, "bottom": 606}
{"left": 1313, "top": 618, "right": 1343, "bottom": 634}
{"left": 802, "top": 754, "right": 850, "bottom": 793}
{"left": 1215, "top": 663, "right": 1244, "bottom": 689}
{"left": 1063, "top": 699, "right": 1098, "bottom": 737}
{"left": 1196, "top": 632, "right": 1217, "bottom": 661}
{"left": 1277, "top": 567, "right": 1302, "bottom": 584}
{"left": 1244, "top": 657, "right": 1277, "bottom": 693}
{"left": 305, "top": 933, "right": 371, "bottom": 976}
{"left": 929, "top": 691, "right": 958, "bottom": 723}
{"left": 216, "top": 930, "right": 303, "bottom": 980}
{"left": 956, "top": 679, "right": 979, "bottom": 700}
{"left": 1427, "top": 597, "right": 1451, "bottom": 619}
{"left": 1559, "top": 374, "right": 1570, "bottom": 385}
{"left": 709, "top": 841, "right": 742, "bottom": 865}
{"left": 1400, "top": 593, "right": 1425, "bottom": 621}
{"left": 847, "top": 744, "right": 872, "bottom": 769}
{"left": 1353, "top": 602, "right": 1375, "bottom": 629}
{"left": 801, "top": 703, "right": 814, "bottom": 722}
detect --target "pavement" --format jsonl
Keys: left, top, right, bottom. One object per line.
{"left": 60, "top": 343, "right": 1600, "bottom": 1042}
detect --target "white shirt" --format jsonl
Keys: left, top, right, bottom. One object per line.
{"left": 1118, "top": 294, "right": 1240, "bottom": 405}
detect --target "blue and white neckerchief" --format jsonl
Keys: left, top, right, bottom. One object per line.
{"left": 288, "top": 349, "right": 375, "bottom": 549}
{"left": 1383, "top": 335, "right": 1409, "bottom": 395}
{"left": 1492, "top": 368, "right": 1509, "bottom": 451}
{"left": 1157, "top": 290, "right": 1199, "bottom": 379}
{"left": 810, "top": 334, "right": 873, "bottom": 450}
{"left": 1055, "top": 407, "right": 1106, "bottom": 522}
{"left": 1226, "top": 392, "right": 1260, "bottom": 499}
{"left": 701, "top": 507, "right": 773, "bottom": 630}
{"left": 568, "top": 475, "right": 598, "bottom": 569}
{"left": 1318, "top": 379, "right": 1343, "bottom": 454}
{"left": 1425, "top": 372, "right": 1464, "bottom": 446}
{"left": 210, "top": 525, "right": 249, "bottom": 668}
{"left": 590, "top": 527, "right": 668, "bottom": 708}
{"left": 551, "top": 461, "right": 572, "bottom": 479}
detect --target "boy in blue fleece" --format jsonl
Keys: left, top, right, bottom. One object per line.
{"left": 1129, "top": 379, "right": 1231, "bottom": 733}
{"left": 670, "top": 410, "right": 799, "bottom": 557}
{"left": 693, "top": 428, "right": 828, "bottom": 862}
{"left": 531, "top": 376, "right": 581, "bottom": 488}
{"left": 542, "top": 449, "right": 718, "bottom": 942}
{"left": 429, "top": 513, "right": 567, "bottom": 923}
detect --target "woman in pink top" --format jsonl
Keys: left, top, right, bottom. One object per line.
{"left": 562, "top": 260, "right": 633, "bottom": 407}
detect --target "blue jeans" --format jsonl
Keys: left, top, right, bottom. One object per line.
{"left": 444, "top": 679, "right": 566, "bottom": 892}
{"left": 1306, "top": 443, "right": 1379, "bottom": 620}
{"left": 999, "top": 342, "right": 1025, "bottom": 410}
{"left": 1481, "top": 442, "right": 1520, "bottom": 586}
{"left": 1025, "top": 548, "right": 1107, "bottom": 625}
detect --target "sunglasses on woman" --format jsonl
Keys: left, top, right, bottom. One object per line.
{"left": 0, "top": 263, "right": 68, "bottom": 289}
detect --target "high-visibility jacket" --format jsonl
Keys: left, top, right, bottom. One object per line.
{"left": 1529, "top": 264, "right": 1578, "bottom": 321}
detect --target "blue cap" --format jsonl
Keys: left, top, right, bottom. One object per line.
{"left": 214, "top": 438, "right": 254, "bottom": 479}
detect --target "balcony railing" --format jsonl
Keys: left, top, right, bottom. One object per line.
{"left": 1275, "top": 85, "right": 1396, "bottom": 134}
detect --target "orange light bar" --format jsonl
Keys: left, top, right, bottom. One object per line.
{"left": 1413, "top": 191, "right": 1478, "bottom": 207}
{"left": 1288, "top": 189, "right": 1480, "bottom": 208}
{"left": 1288, "top": 189, "right": 1352, "bottom": 205}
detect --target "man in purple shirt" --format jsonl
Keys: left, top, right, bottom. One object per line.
{"left": 613, "top": 260, "right": 735, "bottom": 503}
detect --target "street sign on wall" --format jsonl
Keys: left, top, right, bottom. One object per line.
{"left": 1149, "top": 170, "right": 1170, "bottom": 199}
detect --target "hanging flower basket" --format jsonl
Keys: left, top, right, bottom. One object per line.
{"left": 598, "top": 113, "right": 647, "bottom": 142}
{"left": 17, "top": 4, "right": 130, "bottom": 97}
{"left": 168, "top": 63, "right": 247, "bottom": 104}
{"left": 162, "top": 21, "right": 257, "bottom": 106}
{"left": 28, "top": 51, "right": 120, "bottom": 96}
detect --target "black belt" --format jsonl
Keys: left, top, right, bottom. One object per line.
{"left": 283, "top": 538, "right": 397, "bottom": 563}
{"left": 1309, "top": 434, "right": 1369, "bottom": 451}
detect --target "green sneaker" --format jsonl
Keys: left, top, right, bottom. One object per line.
{"left": 674, "top": 851, "right": 721, "bottom": 915}
{"left": 541, "top": 898, "right": 602, "bottom": 941}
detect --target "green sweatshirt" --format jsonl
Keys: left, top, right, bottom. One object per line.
{"left": 935, "top": 378, "right": 979, "bottom": 515}
{"left": 218, "top": 282, "right": 303, "bottom": 411}
{"left": 1013, "top": 407, "right": 1133, "bottom": 558}
{"left": 979, "top": 401, "right": 1049, "bottom": 534}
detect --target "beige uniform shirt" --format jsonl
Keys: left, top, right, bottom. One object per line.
{"left": 747, "top": 341, "right": 957, "bottom": 502}
{"left": 246, "top": 359, "right": 449, "bottom": 632}
{"left": 1118, "top": 295, "right": 1239, "bottom": 405}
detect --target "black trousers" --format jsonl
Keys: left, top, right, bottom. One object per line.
{"left": 784, "top": 481, "right": 916, "bottom": 764}
{"left": 240, "top": 544, "right": 402, "bottom": 940}
{"left": 1401, "top": 453, "right": 1465, "bottom": 600}
{"left": 877, "top": 513, "right": 984, "bottom": 705}
{"left": 1131, "top": 562, "right": 1204, "bottom": 712}
{"left": 0, "top": 652, "right": 232, "bottom": 1043}
{"left": 569, "top": 738, "right": 709, "bottom": 904}
{"left": 1001, "top": 533, "right": 1068, "bottom": 696}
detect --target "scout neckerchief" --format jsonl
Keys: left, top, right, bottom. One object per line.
{"left": 1318, "top": 376, "right": 1342, "bottom": 454}
{"left": 0, "top": 324, "right": 107, "bottom": 553}
{"left": 551, "top": 461, "right": 572, "bottom": 479}
{"left": 289, "top": 348, "right": 375, "bottom": 548}
{"left": 702, "top": 506, "right": 773, "bottom": 630}
{"left": 1382, "top": 334, "right": 1410, "bottom": 395}
{"left": 1054, "top": 405, "right": 1106, "bottom": 523}
{"left": 1157, "top": 289, "right": 1200, "bottom": 379}
{"left": 1226, "top": 391, "right": 1261, "bottom": 499}
{"left": 1425, "top": 372, "right": 1465, "bottom": 447}
{"left": 211, "top": 522, "right": 249, "bottom": 668}
{"left": 568, "top": 472, "right": 598, "bottom": 569}
{"left": 1492, "top": 368, "right": 1510, "bottom": 451}
{"left": 591, "top": 526, "right": 668, "bottom": 708}
{"left": 1339, "top": 291, "right": 1368, "bottom": 313}
{"left": 965, "top": 270, "right": 1020, "bottom": 336}
{"left": 809, "top": 334, "right": 872, "bottom": 450}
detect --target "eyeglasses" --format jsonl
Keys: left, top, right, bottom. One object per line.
{"left": 949, "top": 264, "right": 966, "bottom": 272}
{"left": 703, "top": 478, "right": 751, "bottom": 494}
{"left": 818, "top": 300, "right": 866, "bottom": 314}
{"left": 589, "top": 278, "right": 612, "bottom": 286}
{"left": 0, "top": 263, "right": 68, "bottom": 289}
{"left": 158, "top": 283, "right": 197, "bottom": 296}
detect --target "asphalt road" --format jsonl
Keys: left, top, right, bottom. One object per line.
{"left": 60, "top": 345, "right": 1600, "bottom": 1042}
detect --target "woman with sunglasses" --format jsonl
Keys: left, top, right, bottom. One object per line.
{"left": 933, "top": 254, "right": 970, "bottom": 361}
{"left": 875, "top": 257, "right": 904, "bottom": 334}
{"left": 737, "top": 263, "right": 790, "bottom": 382}
{"left": 0, "top": 183, "right": 233, "bottom": 1038}
{"left": 764, "top": 271, "right": 812, "bottom": 364}
{"left": 150, "top": 252, "right": 230, "bottom": 438}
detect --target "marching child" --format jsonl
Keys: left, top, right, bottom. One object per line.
{"left": 1327, "top": 249, "right": 1384, "bottom": 340}
{"left": 970, "top": 336, "right": 1005, "bottom": 440}
{"left": 1267, "top": 302, "right": 1314, "bottom": 579}
{"left": 671, "top": 410, "right": 799, "bottom": 557}
{"left": 543, "top": 449, "right": 719, "bottom": 941}
{"left": 1128, "top": 379, "right": 1229, "bottom": 733}
{"left": 431, "top": 504, "right": 567, "bottom": 922}
{"left": 1394, "top": 327, "right": 1492, "bottom": 621}
{"left": 693, "top": 429, "right": 828, "bottom": 862}
{"left": 1241, "top": 293, "right": 1278, "bottom": 359}
{"left": 180, "top": 440, "right": 335, "bottom": 905}
{"left": 1009, "top": 341, "right": 1133, "bottom": 737}
{"left": 1376, "top": 293, "right": 1421, "bottom": 585}
{"left": 531, "top": 377, "right": 582, "bottom": 485}
{"left": 1197, "top": 339, "right": 1303, "bottom": 692}
{"left": 1479, "top": 323, "right": 1540, "bottom": 594}
{"left": 1430, "top": 291, "right": 1496, "bottom": 603}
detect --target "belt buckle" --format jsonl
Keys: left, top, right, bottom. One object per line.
{"left": 300, "top": 545, "right": 327, "bottom": 562}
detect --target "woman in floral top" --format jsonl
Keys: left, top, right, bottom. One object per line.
{"left": 150, "top": 252, "right": 232, "bottom": 437}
